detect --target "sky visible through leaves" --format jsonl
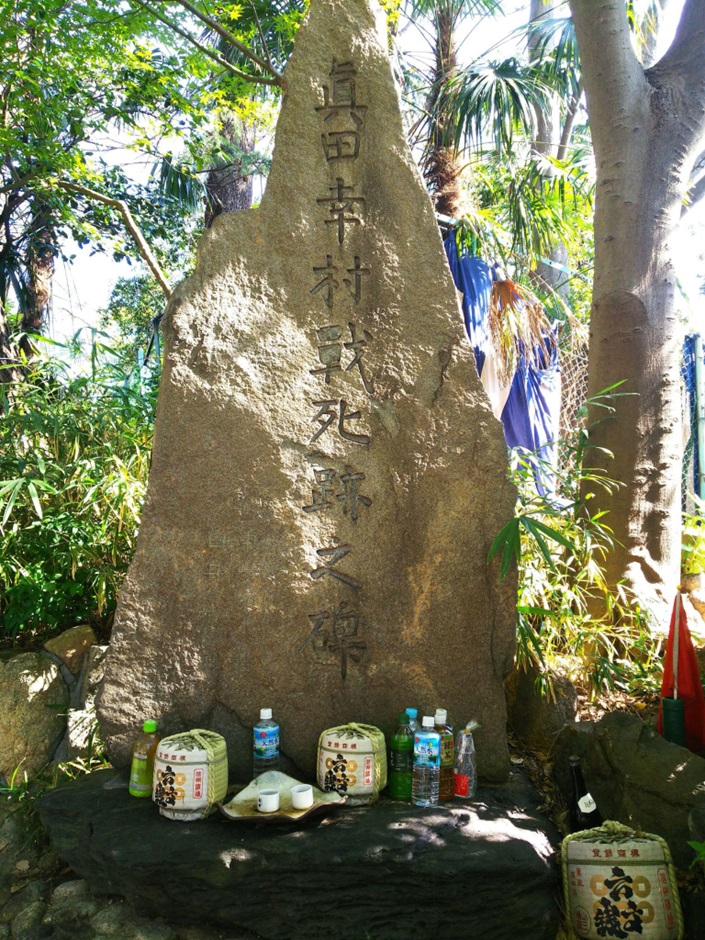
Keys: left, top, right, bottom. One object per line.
{"left": 50, "top": 0, "right": 702, "bottom": 356}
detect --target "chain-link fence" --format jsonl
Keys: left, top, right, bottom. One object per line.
{"left": 555, "top": 330, "right": 703, "bottom": 514}
{"left": 558, "top": 324, "right": 590, "bottom": 441}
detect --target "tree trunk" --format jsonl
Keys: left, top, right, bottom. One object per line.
{"left": 205, "top": 116, "right": 255, "bottom": 227}
{"left": 529, "top": 0, "right": 571, "bottom": 300}
{"left": 20, "top": 198, "right": 54, "bottom": 356}
{"left": 424, "top": 2, "right": 462, "bottom": 217}
{"left": 569, "top": 0, "right": 705, "bottom": 629}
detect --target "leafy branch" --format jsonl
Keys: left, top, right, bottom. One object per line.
{"left": 57, "top": 182, "right": 172, "bottom": 299}
{"left": 132, "top": 0, "right": 282, "bottom": 87}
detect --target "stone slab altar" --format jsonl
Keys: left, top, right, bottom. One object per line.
{"left": 37, "top": 768, "right": 561, "bottom": 940}
{"left": 96, "top": 0, "right": 517, "bottom": 782}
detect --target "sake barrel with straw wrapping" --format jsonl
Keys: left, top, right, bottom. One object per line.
{"left": 317, "top": 723, "right": 387, "bottom": 805}
{"left": 152, "top": 729, "right": 228, "bottom": 821}
{"left": 562, "top": 821, "right": 683, "bottom": 940}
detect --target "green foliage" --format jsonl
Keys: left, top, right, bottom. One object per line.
{"left": 453, "top": 146, "right": 594, "bottom": 280}
{"left": 688, "top": 839, "right": 705, "bottom": 869}
{"left": 447, "top": 58, "right": 550, "bottom": 154}
{"left": 1, "top": 733, "right": 109, "bottom": 845}
{"left": 99, "top": 274, "right": 165, "bottom": 364}
{"left": 0, "top": 0, "right": 206, "bottom": 313}
{"left": 489, "top": 389, "right": 662, "bottom": 698}
{"left": 0, "top": 335, "right": 155, "bottom": 643}
{"left": 682, "top": 497, "right": 705, "bottom": 576}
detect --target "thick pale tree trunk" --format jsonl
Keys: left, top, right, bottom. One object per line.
{"left": 569, "top": 0, "right": 705, "bottom": 629}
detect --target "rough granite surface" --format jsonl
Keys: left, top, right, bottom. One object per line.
{"left": 0, "top": 652, "right": 68, "bottom": 780}
{"left": 97, "top": 0, "right": 517, "bottom": 782}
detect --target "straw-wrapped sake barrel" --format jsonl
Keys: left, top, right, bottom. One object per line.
{"left": 152, "top": 729, "right": 228, "bottom": 821}
{"left": 562, "top": 822, "right": 683, "bottom": 940}
{"left": 317, "top": 722, "right": 386, "bottom": 805}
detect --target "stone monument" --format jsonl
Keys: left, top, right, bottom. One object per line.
{"left": 97, "top": 0, "right": 517, "bottom": 782}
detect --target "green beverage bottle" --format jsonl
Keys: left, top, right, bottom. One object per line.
{"left": 129, "top": 719, "right": 160, "bottom": 798}
{"left": 388, "top": 712, "right": 414, "bottom": 799}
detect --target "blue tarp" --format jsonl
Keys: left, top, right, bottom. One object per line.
{"left": 444, "top": 235, "right": 561, "bottom": 496}
{"left": 682, "top": 334, "right": 702, "bottom": 504}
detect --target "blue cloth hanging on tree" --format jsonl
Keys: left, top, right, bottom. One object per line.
{"left": 444, "top": 234, "right": 561, "bottom": 497}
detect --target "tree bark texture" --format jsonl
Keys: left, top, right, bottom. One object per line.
{"left": 20, "top": 198, "right": 54, "bottom": 355}
{"left": 204, "top": 116, "right": 255, "bottom": 227}
{"left": 423, "top": 2, "right": 462, "bottom": 217}
{"left": 569, "top": 0, "right": 705, "bottom": 627}
{"left": 529, "top": 0, "right": 571, "bottom": 300}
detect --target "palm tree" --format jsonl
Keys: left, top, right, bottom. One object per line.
{"left": 404, "top": 0, "right": 502, "bottom": 216}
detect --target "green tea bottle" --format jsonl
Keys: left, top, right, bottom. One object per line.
{"left": 129, "top": 719, "right": 160, "bottom": 798}
{"left": 388, "top": 712, "right": 414, "bottom": 799}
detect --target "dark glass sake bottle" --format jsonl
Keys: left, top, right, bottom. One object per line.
{"left": 568, "top": 754, "right": 603, "bottom": 831}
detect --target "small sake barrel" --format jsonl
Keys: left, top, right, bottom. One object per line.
{"left": 317, "top": 723, "right": 387, "bottom": 806}
{"left": 152, "top": 729, "right": 228, "bottom": 821}
{"left": 562, "top": 823, "right": 683, "bottom": 940}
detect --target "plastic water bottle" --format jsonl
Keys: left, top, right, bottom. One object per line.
{"left": 253, "top": 708, "right": 280, "bottom": 776}
{"left": 388, "top": 712, "right": 414, "bottom": 799}
{"left": 128, "top": 719, "right": 160, "bottom": 798}
{"left": 434, "top": 708, "right": 454, "bottom": 802}
{"left": 412, "top": 715, "right": 441, "bottom": 807}
{"left": 453, "top": 721, "right": 478, "bottom": 799}
{"left": 405, "top": 707, "right": 420, "bottom": 731}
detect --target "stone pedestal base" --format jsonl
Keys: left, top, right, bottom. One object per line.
{"left": 38, "top": 768, "right": 560, "bottom": 940}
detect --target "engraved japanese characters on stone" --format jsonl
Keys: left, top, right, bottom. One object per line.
{"left": 315, "top": 60, "right": 367, "bottom": 127}
{"left": 311, "top": 258, "right": 371, "bottom": 309}
{"left": 309, "top": 322, "right": 374, "bottom": 392}
{"left": 343, "top": 257, "right": 370, "bottom": 304}
{"left": 322, "top": 129, "right": 361, "bottom": 162}
{"left": 310, "top": 539, "right": 362, "bottom": 589}
{"left": 317, "top": 178, "right": 366, "bottom": 244}
{"left": 309, "top": 399, "right": 371, "bottom": 446}
{"left": 310, "top": 325, "right": 343, "bottom": 383}
{"left": 302, "top": 465, "right": 371, "bottom": 522}
{"left": 311, "top": 256, "right": 339, "bottom": 309}
{"left": 300, "top": 601, "right": 367, "bottom": 679}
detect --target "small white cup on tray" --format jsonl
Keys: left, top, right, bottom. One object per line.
{"left": 257, "top": 788, "right": 280, "bottom": 813}
{"left": 290, "top": 784, "right": 314, "bottom": 810}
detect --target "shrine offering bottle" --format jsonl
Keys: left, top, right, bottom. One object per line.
{"left": 253, "top": 708, "right": 280, "bottom": 776}
{"left": 412, "top": 716, "right": 441, "bottom": 807}
{"left": 434, "top": 708, "right": 455, "bottom": 802}
{"left": 569, "top": 754, "right": 603, "bottom": 831}
{"left": 128, "top": 719, "right": 160, "bottom": 798}
{"left": 405, "top": 707, "right": 421, "bottom": 731}
{"left": 453, "top": 722, "right": 477, "bottom": 799}
{"left": 388, "top": 712, "right": 414, "bottom": 800}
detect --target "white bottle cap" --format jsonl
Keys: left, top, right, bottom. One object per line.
{"left": 434, "top": 709, "right": 447, "bottom": 723}
{"left": 260, "top": 708, "right": 273, "bottom": 720}
{"left": 422, "top": 715, "right": 434, "bottom": 729}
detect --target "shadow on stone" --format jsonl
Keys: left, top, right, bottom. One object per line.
{"left": 37, "top": 768, "right": 562, "bottom": 940}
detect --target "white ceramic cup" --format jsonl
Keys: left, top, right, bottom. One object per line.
{"left": 291, "top": 784, "right": 314, "bottom": 810}
{"left": 257, "top": 788, "right": 279, "bottom": 813}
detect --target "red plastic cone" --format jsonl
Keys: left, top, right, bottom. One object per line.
{"left": 657, "top": 592, "right": 705, "bottom": 752}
